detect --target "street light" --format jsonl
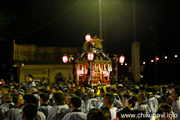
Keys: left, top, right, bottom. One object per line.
{"left": 125, "top": 63, "right": 127, "bottom": 66}
{"left": 156, "top": 57, "right": 159, "bottom": 61}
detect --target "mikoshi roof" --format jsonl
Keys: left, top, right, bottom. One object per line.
{"left": 75, "top": 47, "right": 112, "bottom": 63}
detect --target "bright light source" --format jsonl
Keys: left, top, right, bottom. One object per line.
{"left": 77, "top": 70, "right": 82, "bottom": 76}
{"left": 88, "top": 52, "right": 94, "bottom": 61}
{"left": 165, "top": 56, "right": 167, "bottom": 59}
{"left": 85, "top": 34, "right": 91, "bottom": 42}
{"left": 0, "top": 81, "right": 5, "bottom": 85}
{"left": 143, "top": 61, "right": 146, "bottom": 65}
{"left": 21, "top": 63, "right": 24, "bottom": 67}
{"left": 125, "top": 63, "right": 127, "bottom": 66}
{"left": 62, "top": 55, "right": 68, "bottom": 63}
{"left": 103, "top": 70, "right": 109, "bottom": 77}
{"left": 156, "top": 57, "right": 159, "bottom": 61}
{"left": 175, "top": 54, "right": 178, "bottom": 58}
{"left": 119, "top": 55, "right": 125, "bottom": 64}
{"left": 151, "top": 59, "right": 154, "bottom": 63}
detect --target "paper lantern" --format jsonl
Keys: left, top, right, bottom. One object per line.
{"left": 88, "top": 53, "right": 94, "bottom": 61}
{"left": 62, "top": 55, "right": 68, "bottom": 63}
{"left": 0, "top": 81, "right": 4, "bottom": 85}
{"left": 85, "top": 34, "right": 91, "bottom": 42}
{"left": 119, "top": 55, "right": 125, "bottom": 64}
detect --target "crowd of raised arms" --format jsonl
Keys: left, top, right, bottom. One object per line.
{"left": 0, "top": 74, "right": 180, "bottom": 120}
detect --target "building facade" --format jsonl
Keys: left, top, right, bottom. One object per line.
{"left": 11, "top": 40, "right": 82, "bottom": 83}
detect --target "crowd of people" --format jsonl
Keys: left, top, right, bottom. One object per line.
{"left": 0, "top": 74, "right": 180, "bottom": 120}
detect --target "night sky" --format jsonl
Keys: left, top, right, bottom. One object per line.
{"left": 6, "top": 0, "right": 180, "bottom": 60}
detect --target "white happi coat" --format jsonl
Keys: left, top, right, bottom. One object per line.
{"left": 172, "top": 99, "right": 180, "bottom": 120}
{"left": 146, "top": 96, "right": 159, "bottom": 114}
{"left": 47, "top": 104, "right": 69, "bottom": 120}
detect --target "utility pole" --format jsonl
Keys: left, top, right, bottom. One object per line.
{"left": 133, "top": 0, "right": 136, "bottom": 42}
{"left": 149, "top": 1, "right": 158, "bottom": 82}
{"left": 154, "top": 5, "right": 158, "bottom": 82}
{"left": 99, "top": 0, "right": 103, "bottom": 40}
{"left": 131, "top": 0, "right": 140, "bottom": 82}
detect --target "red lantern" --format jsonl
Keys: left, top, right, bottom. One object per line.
{"left": 62, "top": 55, "right": 68, "bottom": 63}
{"left": 0, "top": 81, "right": 4, "bottom": 85}
{"left": 119, "top": 55, "right": 125, "bottom": 64}
{"left": 103, "top": 70, "right": 109, "bottom": 77}
{"left": 88, "top": 53, "right": 94, "bottom": 61}
{"left": 85, "top": 34, "right": 91, "bottom": 42}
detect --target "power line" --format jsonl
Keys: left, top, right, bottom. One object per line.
{"left": 16, "top": 0, "right": 81, "bottom": 40}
